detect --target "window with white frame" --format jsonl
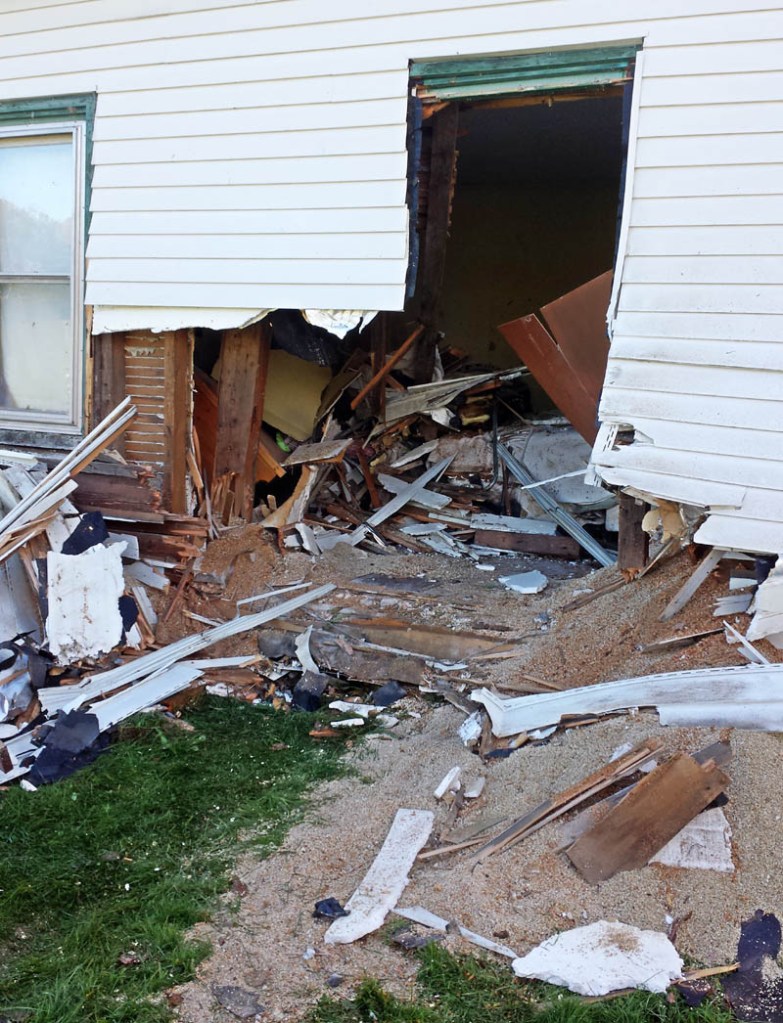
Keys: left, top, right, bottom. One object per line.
{"left": 0, "top": 119, "right": 85, "bottom": 433}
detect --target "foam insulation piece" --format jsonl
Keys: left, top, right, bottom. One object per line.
{"left": 46, "top": 543, "right": 125, "bottom": 663}
{"left": 512, "top": 921, "right": 683, "bottom": 995}
{"left": 324, "top": 809, "right": 434, "bottom": 945}
{"left": 650, "top": 807, "right": 733, "bottom": 872}
{"left": 303, "top": 309, "right": 377, "bottom": 339}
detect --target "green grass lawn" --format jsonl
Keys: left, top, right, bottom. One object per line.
{"left": 310, "top": 943, "right": 735, "bottom": 1023}
{"left": 0, "top": 697, "right": 352, "bottom": 1023}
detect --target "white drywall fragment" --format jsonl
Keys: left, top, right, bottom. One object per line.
{"left": 329, "top": 700, "right": 376, "bottom": 718}
{"left": 499, "top": 571, "right": 548, "bottom": 594}
{"left": 375, "top": 714, "right": 399, "bottom": 728}
{"left": 512, "top": 921, "right": 683, "bottom": 995}
{"left": 464, "top": 777, "right": 486, "bottom": 799}
{"left": 458, "top": 711, "right": 483, "bottom": 747}
{"left": 324, "top": 809, "right": 434, "bottom": 945}
{"left": 434, "top": 766, "right": 462, "bottom": 800}
{"left": 46, "top": 544, "right": 125, "bottom": 663}
{"left": 650, "top": 807, "right": 733, "bottom": 872}
{"left": 395, "top": 905, "right": 517, "bottom": 958}
{"left": 331, "top": 718, "right": 365, "bottom": 729}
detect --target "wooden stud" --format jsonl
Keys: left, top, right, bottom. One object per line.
{"left": 163, "top": 329, "right": 192, "bottom": 515}
{"left": 618, "top": 493, "right": 649, "bottom": 572}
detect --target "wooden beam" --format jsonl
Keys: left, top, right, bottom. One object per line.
{"left": 163, "top": 329, "right": 192, "bottom": 515}
{"left": 350, "top": 323, "right": 424, "bottom": 410}
{"left": 618, "top": 493, "right": 649, "bottom": 572}
{"left": 413, "top": 103, "right": 459, "bottom": 383}
{"left": 92, "top": 333, "right": 127, "bottom": 454}
{"left": 473, "top": 528, "right": 580, "bottom": 558}
{"left": 214, "top": 322, "right": 271, "bottom": 520}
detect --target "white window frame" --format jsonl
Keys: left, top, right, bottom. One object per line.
{"left": 0, "top": 119, "right": 85, "bottom": 434}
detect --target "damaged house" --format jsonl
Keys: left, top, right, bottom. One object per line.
{"left": 0, "top": 1, "right": 780, "bottom": 585}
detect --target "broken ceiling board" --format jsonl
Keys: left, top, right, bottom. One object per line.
{"left": 512, "top": 921, "right": 683, "bottom": 996}
{"left": 498, "top": 314, "right": 599, "bottom": 444}
{"left": 324, "top": 808, "right": 434, "bottom": 944}
{"left": 282, "top": 438, "right": 352, "bottom": 467}
{"left": 45, "top": 544, "right": 126, "bottom": 664}
{"left": 376, "top": 473, "right": 451, "bottom": 510}
{"left": 540, "top": 271, "right": 613, "bottom": 406}
{"left": 651, "top": 807, "right": 734, "bottom": 872}
{"left": 468, "top": 512, "right": 557, "bottom": 535}
{"left": 262, "top": 349, "right": 332, "bottom": 442}
{"left": 472, "top": 663, "right": 783, "bottom": 738}
{"left": 566, "top": 752, "right": 730, "bottom": 883}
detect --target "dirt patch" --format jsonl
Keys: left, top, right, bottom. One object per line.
{"left": 168, "top": 530, "right": 781, "bottom": 1021}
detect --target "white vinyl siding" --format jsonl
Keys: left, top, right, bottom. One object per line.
{"left": 0, "top": 0, "right": 780, "bottom": 550}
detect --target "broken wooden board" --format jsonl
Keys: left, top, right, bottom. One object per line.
{"left": 566, "top": 753, "right": 730, "bottom": 884}
{"left": 471, "top": 740, "right": 662, "bottom": 865}
{"left": 498, "top": 314, "right": 599, "bottom": 444}
{"left": 539, "top": 270, "right": 612, "bottom": 408}
{"left": 324, "top": 808, "right": 434, "bottom": 944}
{"left": 473, "top": 528, "right": 580, "bottom": 558}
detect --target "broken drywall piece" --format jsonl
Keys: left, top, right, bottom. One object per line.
{"left": 463, "top": 777, "right": 486, "bottom": 799}
{"left": 324, "top": 808, "right": 434, "bottom": 945}
{"left": 512, "top": 921, "right": 684, "bottom": 996}
{"left": 458, "top": 710, "right": 483, "bottom": 747}
{"left": 651, "top": 807, "right": 734, "bottom": 872}
{"left": 748, "top": 556, "right": 783, "bottom": 649}
{"left": 499, "top": 570, "right": 548, "bottom": 594}
{"left": 46, "top": 543, "right": 126, "bottom": 663}
{"left": 395, "top": 905, "right": 517, "bottom": 958}
{"left": 434, "top": 766, "right": 461, "bottom": 800}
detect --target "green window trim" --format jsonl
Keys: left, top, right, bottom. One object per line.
{"left": 410, "top": 45, "right": 640, "bottom": 102}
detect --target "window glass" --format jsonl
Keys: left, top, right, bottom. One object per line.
{"left": 0, "top": 282, "right": 72, "bottom": 416}
{"left": 0, "top": 135, "right": 73, "bottom": 275}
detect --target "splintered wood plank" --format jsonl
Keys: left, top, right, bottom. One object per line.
{"left": 471, "top": 740, "right": 663, "bottom": 865}
{"left": 618, "top": 493, "right": 650, "bottom": 572}
{"left": 214, "top": 322, "right": 271, "bottom": 520}
{"left": 566, "top": 753, "right": 730, "bottom": 884}
{"left": 498, "top": 313, "right": 599, "bottom": 443}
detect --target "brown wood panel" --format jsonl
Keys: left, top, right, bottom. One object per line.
{"left": 473, "top": 528, "right": 580, "bottom": 558}
{"left": 214, "top": 322, "right": 271, "bottom": 519}
{"left": 566, "top": 753, "right": 730, "bottom": 883}
{"left": 540, "top": 270, "right": 612, "bottom": 407}
{"left": 92, "top": 333, "right": 127, "bottom": 454}
{"left": 498, "top": 313, "right": 599, "bottom": 443}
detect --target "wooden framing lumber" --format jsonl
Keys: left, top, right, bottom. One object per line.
{"left": 473, "top": 528, "right": 580, "bottom": 558}
{"left": 214, "top": 322, "right": 271, "bottom": 520}
{"left": 349, "top": 323, "right": 425, "bottom": 410}
{"left": 618, "top": 493, "right": 649, "bottom": 572}
{"left": 470, "top": 740, "right": 662, "bottom": 865}
{"left": 566, "top": 752, "right": 730, "bottom": 883}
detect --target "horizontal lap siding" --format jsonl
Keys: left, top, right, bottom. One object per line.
{"left": 597, "top": 19, "right": 783, "bottom": 552}
{"left": 2, "top": 1, "right": 782, "bottom": 550}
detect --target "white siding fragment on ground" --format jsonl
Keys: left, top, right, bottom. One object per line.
{"left": 324, "top": 808, "right": 434, "bottom": 944}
